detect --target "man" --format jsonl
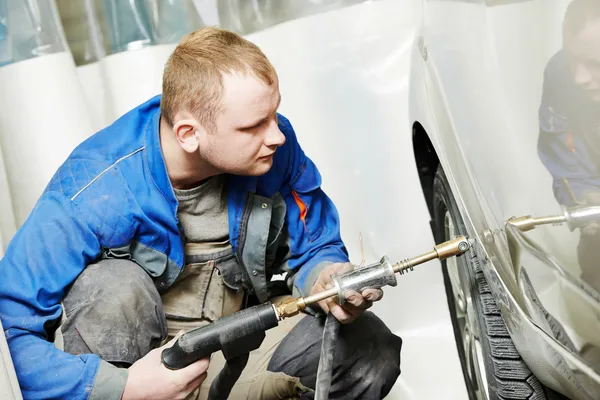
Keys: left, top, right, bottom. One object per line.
{"left": 537, "top": 0, "right": 600, "bottom": 292}
{"left": 0, "top": 27, "right": 401, "bottom": 399}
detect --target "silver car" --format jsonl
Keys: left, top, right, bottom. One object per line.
{"left": 409, "top": 0, "right": 600, "bottom": 399}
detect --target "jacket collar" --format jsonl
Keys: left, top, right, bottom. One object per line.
{"left": 144, "top": 96, "right": 179, "bottom": 214}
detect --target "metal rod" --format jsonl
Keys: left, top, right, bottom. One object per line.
{"left": 508, "top": 215, "right": 567, "bottom": 232}
{"left": 393, "top": 250, "right": 437, "bottom": 273}
{"left": 533, "top": 215, "right": 566, "bottom": 225}
{"left": 301, "top": 287, "right": 338, "bottom": 307}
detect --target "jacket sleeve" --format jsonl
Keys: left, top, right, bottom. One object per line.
{"left": 276, "top": 115, "right": 350, "bottom": 298}
{"left": 0, "top": 191, "right": 124, "bottom": 400}
{"left": 536, "top": 52, "right": 600, "bottom": 206}
{"left": 537, "top": 105, "right": 600, "bottom": 206}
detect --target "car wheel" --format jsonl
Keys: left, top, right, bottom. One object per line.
{"left": 432, "top": 166, "right": 549, "bottom": 400}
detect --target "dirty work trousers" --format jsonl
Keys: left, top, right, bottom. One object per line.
{"left": 57, "top": 258, "right": 402, "bottom": 399}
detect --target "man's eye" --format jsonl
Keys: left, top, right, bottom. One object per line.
{"left": 241, "top": 122, "right": 261, "bottom": 131}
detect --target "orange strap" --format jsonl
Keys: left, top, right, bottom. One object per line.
{"left": 292, "top": 190, "right": 308, "bottom": 230}
{"left": 567, "top": 131, "right": 575, "bottom": 153}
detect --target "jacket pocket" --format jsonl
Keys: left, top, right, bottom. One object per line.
{"left": 265, "top": 193, "right": 287, "bottom": 268}
{"left": 290, "top": 158, "right": 325, "bottom": 242}
{"left": 161, "top": 260, "right": 244, "bottom": 332}
{"left": 103, "top": 242, "right": 169, "bottom": 279}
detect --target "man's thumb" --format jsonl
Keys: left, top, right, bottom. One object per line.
{"left": 164, "top": 330, "right": 186, "bottom": 349}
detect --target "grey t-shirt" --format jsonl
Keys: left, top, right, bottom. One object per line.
{"left": 173, "top": 175, "right": 229, "bottom": 244}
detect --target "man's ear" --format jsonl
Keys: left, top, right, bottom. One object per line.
{"left": 173, "top": 118, "right": 203, "bottom": 153}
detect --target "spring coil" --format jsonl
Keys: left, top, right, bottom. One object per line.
{"left": 394, "top": 259, "right": 415, "bottom": 275}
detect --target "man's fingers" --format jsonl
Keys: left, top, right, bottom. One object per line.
{"left": 345, "top": 291, "right": 365, "bottom": 309}
{"left": 318, "top": 300, "right": 330, "bottom": 314}
{"left": 179, "top": 358, "right": 210, "bottom": 382}
{"left": 186, "top": 372, "right": 207, "bottom": 391}
{"left": 329, "top": 304, "right": 353, "bottom": 324}
{"left": 583, "top": 223, "right": 600, "bottom": 236}
{"left": 362, "top": 288, "right": 383, "bottom": 302}
{"left": 342, "top": 300, "right": 371, "bottom": 316}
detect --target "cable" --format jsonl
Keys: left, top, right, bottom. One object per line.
{"left": 208, "top": 353, "right": 250, "bottom": 400}
{"left": 314, "top": 313, "right": 340, "bottom": 400}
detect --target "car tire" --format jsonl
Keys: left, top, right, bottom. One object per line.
{"left": 432, "top": 165, "right": 551, "bottom": 400}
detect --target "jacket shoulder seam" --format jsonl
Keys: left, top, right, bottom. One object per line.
{"left": 70, "top": 147, "right": 145, "bottom": 201}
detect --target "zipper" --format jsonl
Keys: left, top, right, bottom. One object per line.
{"left": 236, "top": 192, "right": 254, "bottom": 293}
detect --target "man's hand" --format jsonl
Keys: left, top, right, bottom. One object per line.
{"left": 122, "top": 332, "right": 210, "bottom": 400}
{"left": 310, "top": 262, "right": 383, "bottom": 324}
{"left": 580, "top": 193, "right": 600, "bottom": 236}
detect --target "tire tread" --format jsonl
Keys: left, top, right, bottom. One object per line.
{"left": 433, "top": 166, "right": 548, "bottom": 400}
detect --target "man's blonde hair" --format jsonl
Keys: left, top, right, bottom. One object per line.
{"left": 161, "top": 27, "right": 277, "bottom": 131}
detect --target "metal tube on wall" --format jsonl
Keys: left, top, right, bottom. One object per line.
{"left": 0, "top": 0, "right": 94, "bottom": 228}
{"left": 100, "top": 0, "right": 203, "bottom": 119}
{"left": 0, "top": 145, "right": 16, "bottom": 257}
{"left": 57, "top": 0, "right": 111, "bottom": 131}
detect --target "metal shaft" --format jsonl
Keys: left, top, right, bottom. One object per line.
{"left": 507, "top": 214, "right": 566, "bottom": 232}
{"left": 393, "top": 250, "right": 437, "bottom": 274}
{"left": 301, "top": 287, "right": 338, "bottom": 307}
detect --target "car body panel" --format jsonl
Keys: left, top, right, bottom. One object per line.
{"left": 409, "top": 0, "right": 600, "bottom": 398}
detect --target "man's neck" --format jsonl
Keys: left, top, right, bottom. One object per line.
{"left": 159, "top": 117, "right": 220, "bottom": 190}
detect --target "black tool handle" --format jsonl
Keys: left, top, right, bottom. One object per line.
{"left": 161, "top": 302, "right": 279, "bottom": 369}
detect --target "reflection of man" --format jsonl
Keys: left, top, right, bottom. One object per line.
{"left": 538, "top": 0, "right": 600, "bottom": 291}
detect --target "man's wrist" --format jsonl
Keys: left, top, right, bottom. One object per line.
{"left": 89, "top": 360, "right": 129, "bottom": 400}
{"left": 292, "top": 261, "right": 338, "bottom": 315}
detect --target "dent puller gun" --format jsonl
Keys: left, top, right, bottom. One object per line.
{"left": 162, "top": 236, "right": 471, "bottom": 398}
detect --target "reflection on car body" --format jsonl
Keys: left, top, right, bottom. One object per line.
{"left": 410, "top": 0, "right": 600, "bottom": 398}
{"left": 534, "top": 0, "right": 600, "bottom": 386}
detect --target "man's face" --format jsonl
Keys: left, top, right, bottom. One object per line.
{"left": 198, "top": 72, "right": 286, "bottom": 176}
{"left": 565, "top": 21, "right": 600, "bottom": 102}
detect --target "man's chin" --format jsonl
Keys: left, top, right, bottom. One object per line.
{"left": 582, "top": 88, "right": 600, "bottom": 102}
{"left": 235, "top": 160, "right": 274, "bottom": 177}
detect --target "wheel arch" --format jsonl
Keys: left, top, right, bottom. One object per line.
{"left": 412, "top": 121, "right": 440, "bottom": 220}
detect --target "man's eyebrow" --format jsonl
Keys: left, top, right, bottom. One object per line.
{"left": 240, "top": 114, "right": 269, "bottom": 130}
{"left": 239, "top": 93, "right": 282, "bottom": 130}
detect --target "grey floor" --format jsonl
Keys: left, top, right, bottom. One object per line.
{"left": 248, "top": 1, "right": 469, "bottom": 398}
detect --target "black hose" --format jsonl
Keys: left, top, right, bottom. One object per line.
{"left": 208, "top": 353, "right": 250, "bottom": 400}
{"left": 314, "top": 313, "right": 340, "bottom": 400}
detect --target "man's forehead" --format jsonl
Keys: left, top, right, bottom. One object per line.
{"left": 220, "top": 72, "right": 279, "bottom": 113}
{"left": 223, "top": 71, "right": 277, "bottom": 95}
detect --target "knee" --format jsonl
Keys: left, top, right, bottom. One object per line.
{"left": 61, "top": 259, "right": 166, "bottom": 363}
{"left": 336, "top": 312, "right": 402, "bottom": 395}
{"left": 64, "top": 259, "right": 159, "bottom": 313}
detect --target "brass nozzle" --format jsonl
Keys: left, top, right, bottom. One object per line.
{"left": 275, "top": 297, "right": 304, "bottom": 319}
{"left": 275, "top": 287, "right": 339, "bottom": 319}
{"left": 393, "top": 235, "right": 470, "bottom": 273}
{"left": 433, "top": 235, "right": 471, "bottom": 260}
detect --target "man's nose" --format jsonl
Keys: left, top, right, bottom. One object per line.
{"left": 264, "top": 121, "right": 286, "bottom": 147}
{"left": 573, "top": 63, "right": 593, "bottom": 88}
